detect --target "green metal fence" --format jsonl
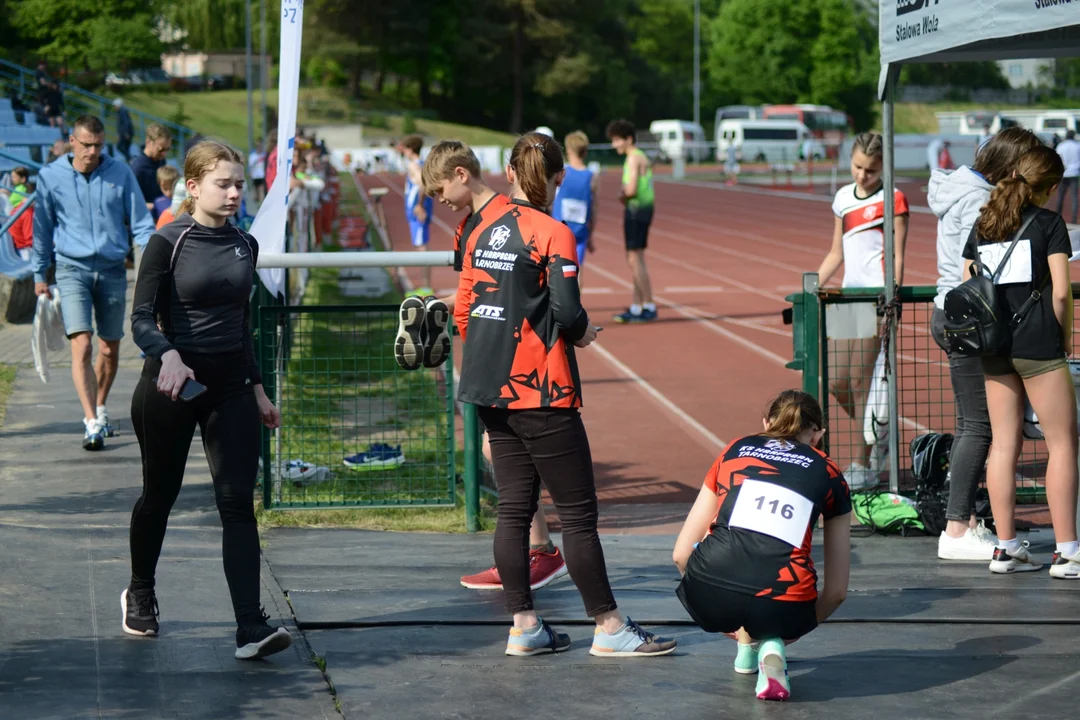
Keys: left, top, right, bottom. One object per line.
{"left": 256, "top": 303, "right": 457, "bottom": 509}
{"left": 786, "top": 273, "right": 1080, "bottom": 502}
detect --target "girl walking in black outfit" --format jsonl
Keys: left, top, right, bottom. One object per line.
{"left": 455, "top": 132, "right": 676, "bottom": 657}
{"left": 123, "top": 141, "right": 291, "bottom": 660}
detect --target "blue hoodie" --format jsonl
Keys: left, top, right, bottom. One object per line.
{"left": 32, "top": 154, "right": 155, "bottom": 283}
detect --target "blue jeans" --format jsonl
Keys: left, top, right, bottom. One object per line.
{"left": 54, "top": 263, "right": 128, "bottom": 341}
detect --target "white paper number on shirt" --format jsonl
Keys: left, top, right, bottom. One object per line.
{"left": 728, "top": 479, "right": 814, "bottom": 548}
{"left": 560, "top": 198, "right": 588, "bottom": 225}
{"left": 978, "top": 240, "right": 1033, "bottom": 285}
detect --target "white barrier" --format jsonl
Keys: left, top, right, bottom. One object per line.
{"left": 258, "top": 251, "right": 453, "bottom": 269}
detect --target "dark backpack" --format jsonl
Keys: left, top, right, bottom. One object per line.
{"left": 910, "top": 432, "right": 953, "bottom": 535}
{"left": 942, "top": 210, "right": 1043, "bottom": 358}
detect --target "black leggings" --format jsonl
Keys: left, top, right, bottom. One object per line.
{"left": 477, "top": 406, "right": 618, "bottom": 616}
{"left": 129, "top": 350, "right": 263, "bottom": 626}
{"left": 677, "top": 575, "right": 817, "bottom": 641}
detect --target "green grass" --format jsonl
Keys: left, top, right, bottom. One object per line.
{"left": 121, "top": 88, "right": 516, "bottom": 150}
{"left": 889, "top": 101, "right": 1051, "bottom": 135}
{"left": 254, "top": 178, "right": 493, "bottom": 531}
{"left": 0, "top": 364, "right": 15, "bottom": 428}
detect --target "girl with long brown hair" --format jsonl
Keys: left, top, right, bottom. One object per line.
{"left": 673, "top": 390, "right": 852, "bottom": 701}
{"left": 961, "top": 145, "right": 1079, "bottom": 578}
{"left": 928, "top": 127, "right": 1043, "bottom": 561}
{"left": 124, "top": 140, "right": 291, "bottom": 659}
{"left": 454, "top": 132, "right": 676, "bottom": 658}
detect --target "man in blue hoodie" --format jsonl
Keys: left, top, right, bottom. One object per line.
{"left": 32, "top": 114, "right": 156, "bottom": 451}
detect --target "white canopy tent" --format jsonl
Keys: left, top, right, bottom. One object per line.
{"left": 876, "top": 1, "right": 1080, "bottom": 490}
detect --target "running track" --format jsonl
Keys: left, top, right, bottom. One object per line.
{"left": 358, "top": 171, "right": 945, "bottom": 529}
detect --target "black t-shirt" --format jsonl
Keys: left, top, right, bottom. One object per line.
{"left": 131, "top": 214, "right": 261, "bottom": 384}
{"left": 962, "top": 207, "right": 1071, "bottom": 360}
{"left": 687, "top": 435, "right": 851, "bottom": 602}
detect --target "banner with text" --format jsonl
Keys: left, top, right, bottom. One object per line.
{"left": 252, "top": 0, "right": 304, "bottom": 299}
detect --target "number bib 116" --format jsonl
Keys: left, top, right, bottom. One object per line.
{"left": 728, "top": 479, "right": 814, "bottom": 548}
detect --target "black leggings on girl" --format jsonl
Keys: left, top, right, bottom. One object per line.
{"left": 478, "top": 406, "right": 618, "bottom": 616}
{"left": 128, "top": 350, "right": 263, "bottom": 626}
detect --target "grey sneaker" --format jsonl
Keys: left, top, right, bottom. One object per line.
{"left": 505, "top": 618, "right": 571, "bottom": 657}
{"left": 989, "top": 542, "right": 1043, "bottom": 574}
{"left": 589, "top": 617, "right": 677, "bottom": 657}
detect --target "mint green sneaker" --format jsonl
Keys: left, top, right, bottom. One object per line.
{"left": 755, "top": 639, "right": 790, "bottom": 701}
{"left": 734, "top": 642, "right": 759, "bottom": 675}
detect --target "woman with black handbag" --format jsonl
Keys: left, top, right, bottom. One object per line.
{"left": 958, "top": 145, "right": 1078, "bottom": 578}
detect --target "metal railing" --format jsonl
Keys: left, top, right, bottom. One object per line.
{"left": 786, "top": 274, "right": 1080, "bottom": 502}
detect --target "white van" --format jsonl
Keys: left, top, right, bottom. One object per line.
{"left": 648, "top": 120, "right": 708, "bottom": 163}
{"left": 715, "top": 119, "right": 819, "bottom": 164}
{"left": 1036, "top": 112, "right": 1080, "bottom": 136}
{"left": 958, "top": 111, "right": 1019, "bottom": 136}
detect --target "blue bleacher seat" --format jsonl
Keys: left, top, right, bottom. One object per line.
{"left": 0, "top": 147, "right": 34, "bottom": 172}
{"left": 0, "top": 111, "right": 18, "bottom": 125}
{"left": 0, "top": 98, "right": 12, "bottom": 112}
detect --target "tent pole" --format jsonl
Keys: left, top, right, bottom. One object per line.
{"left": 883, "top": 65, "right": 900, "bottom": 494}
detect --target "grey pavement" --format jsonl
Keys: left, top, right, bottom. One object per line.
{"left": 2, "top": 328, "right": 1079, "bottom": 718}
{"left": 0, "top": 368, "right": 336, "bottom": 719}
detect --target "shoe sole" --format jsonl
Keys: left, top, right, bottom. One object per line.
{"left": 505, "top": 642, "right": 571, "bottom": 657}
{"left": 1049, "top": 566, "right": 1080, "bottom": 579}
{"left": 120, "top": 590, "right": 158, "bottom": 637}
{"left": 235, "top": 627, "right": 293, "bottom": 660}
{"left": 756, "top": 655, "right": 790, "bottom": 701}
{"left": 343, "top": 457, "right": 405, "bottom": 472}
{"left": 422, "top": 299, "right": 451, "bottom": 368}
{"left": 588, "top": 645, "right": 677, "bottom": 658}
{"left": 394, "top": 297, "right": 426, "bottom": 371}
{"left": 83, "top": 436, "right": 105, "bottom": 451}
{"left": 734, "top": 665, "right": 758, "bottom": 675}
{"left": 460, "top": 579, "right": 503, "bottom": 590}
{"left": 990, "top": 561, "right": 1043, "bottom": 574}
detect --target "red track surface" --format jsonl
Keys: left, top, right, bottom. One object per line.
{"left": 357, "top": 171, "right": 953, "bottom": 531}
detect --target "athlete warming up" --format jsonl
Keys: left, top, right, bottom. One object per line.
{"left": 457, "top": 131, "right": 676, "bottom": 658}
{"left": 673, "top": 390, "right": 851, "bottom": 701}
{"left": 816, "top": 133, "right": 909, "bottom": 489}
{"left": 393, "top": 139, "right": 568, "bottom": 590}
{"left": 125, "top": 141, "right": 292, "bottom": 660}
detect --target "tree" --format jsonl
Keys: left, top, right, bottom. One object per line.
{"left": 706, "top": 0, "right": 877, "bottom": 130}
{"left": 10, "top": 0, "right": 163, "bottom": 69}
{"left": 901, "top": 62, "right": 1009, "bottom": 90}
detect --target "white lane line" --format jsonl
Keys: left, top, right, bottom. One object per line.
{"left": 590, "top": 341, "right": 727, "bottom": 453}
{"left": 587, "top": 263, "right": 792, "bottom": 367}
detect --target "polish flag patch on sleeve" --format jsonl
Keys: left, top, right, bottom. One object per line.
{"left": 562, "top": 264, "right": 578, "bottom": 277}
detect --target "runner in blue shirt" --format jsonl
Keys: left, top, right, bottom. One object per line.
{"left": 552, "top": 131, "right": 598, "bottom": 289}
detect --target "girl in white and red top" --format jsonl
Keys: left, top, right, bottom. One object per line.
{"left": 815, "top": 133, "right": 909, "bottom": 489}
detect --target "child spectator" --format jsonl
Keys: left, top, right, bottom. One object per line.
{"left": 153, "top": 166, "right": 180, "bottom": 228}
{"left": 8, "top": 180, "right": 35, "bottom": 261}
{"left": 1, "top": 167, "right": 31, "bottom": 208}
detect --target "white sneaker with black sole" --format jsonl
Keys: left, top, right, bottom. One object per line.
{"left": 1049, "top": 550, "right": 1080, "bottom": 579}
{"left": 235, "top": 617, "right": 293, "bottom": 660}
{"left": 989, "top": 541, "right": 1043, "bottom": 574}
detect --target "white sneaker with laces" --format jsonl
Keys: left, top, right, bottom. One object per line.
{"left": 938, "top": 526, "right": 997, "bottom": 561}
{"left": 989, "top": 541, "right": 1043, "bottom": 574}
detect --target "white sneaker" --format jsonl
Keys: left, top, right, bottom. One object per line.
{"left": 938, "top": 527, "right": 997, "bottom": 561}
{"left": 1049, "top": 550, "right": 1080, "bottom": 579}
{"left": 989, "top": 541, "right": 1043, "bottom": 574}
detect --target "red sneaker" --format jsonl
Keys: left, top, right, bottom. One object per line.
{"left": 528, "top": 547, "right": 568, "bottom": 590}
{"left": 459, "top": 547, "right": 569, "bottom": 591}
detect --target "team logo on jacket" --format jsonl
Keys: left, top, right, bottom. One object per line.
{"left": 863, "top": 205, "right": 877, "bottom": 221}
{"left": 488, "top": 225, "right": 511, "bottom": 251}
{"left": 471, "top": 304, "right": 505, "bottom": 321}
{"left": 764, "top": 439, "right": 794, "bottom": 451}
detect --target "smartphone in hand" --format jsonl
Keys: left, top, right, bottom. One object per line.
{"left": 154, "top": 377, "right": 209, "bottom": 402}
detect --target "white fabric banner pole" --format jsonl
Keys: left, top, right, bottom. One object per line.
{"left": 251, "top": 0, "right": 304, "bottom": 300}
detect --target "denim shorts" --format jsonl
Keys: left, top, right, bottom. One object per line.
{"left": 54, "top": 263, "right": 128, "bottom": 341}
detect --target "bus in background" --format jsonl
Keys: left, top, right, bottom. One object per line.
{"left": 713, "top": 106, "right": 763, "bottom": 151}
{"left": 762, "top": 104, "right": 851, "bottom": 157}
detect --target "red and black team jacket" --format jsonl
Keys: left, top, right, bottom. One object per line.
{"left": 454, "top": 197, "right": 590, "bottom": 409}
